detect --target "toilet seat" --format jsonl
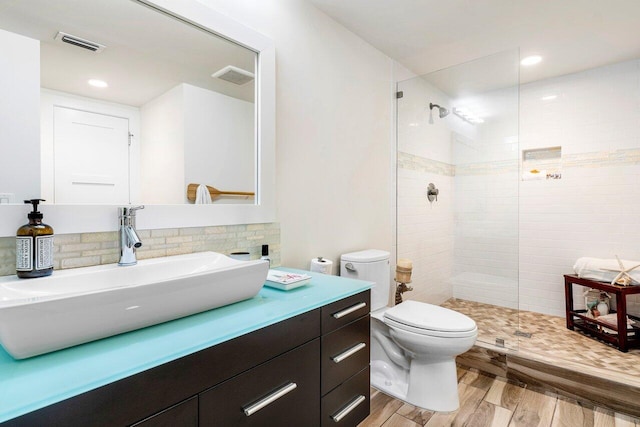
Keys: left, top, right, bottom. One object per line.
{"left": 383, "top": 300, "right": 477, "bottom": 338}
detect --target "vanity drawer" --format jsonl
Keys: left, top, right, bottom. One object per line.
{"left": 322, "top": 290, "right": 370, "bottom": 334}
{"left": 322, "top": 315, "right": 370, "bottom": 395}
{"left": 199, "top": 338, "right": 320, "bottom": 426}
{"left": 321, "top": 366, "right": 370, "bottom": 427}
{"left": 131, "top": 397, "right": 197, "bottom": 427}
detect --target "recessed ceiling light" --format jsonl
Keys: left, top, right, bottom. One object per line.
{"left": 541, "top": 94, "right": 557, "bottom": 101}
{"left": 88, "top": 79, "right": 108, "bottom": 88}
{"left": 521, "top": 55, "right": 542, "bottom": 66}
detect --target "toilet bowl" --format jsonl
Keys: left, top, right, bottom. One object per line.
{"left": 341, "top": 250, "right": 477, "bottom": 412}
{"left": 374, "top": 301, "right": 477, "bottom": 412}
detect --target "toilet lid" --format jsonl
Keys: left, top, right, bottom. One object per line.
{"left": 341, "top": 249, "right": 390, "bottom": 263}
{"left": 383, "top": 300, "right": 476, "bottom": 333}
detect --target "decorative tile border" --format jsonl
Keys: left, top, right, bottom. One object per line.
{"left": 563, "top": 148, "right": 640, "bottom": 168}
{"left": 397, "top": 151, "right": 455, "bottom": 176}
{"left": 0, "top": 223, "right": 280, "bottom": 277}
{"left": 456, "top": 159, "right": 518, "bottom": 176}
{"left": 399, "top": 148, "right": 640, "bottom": 177}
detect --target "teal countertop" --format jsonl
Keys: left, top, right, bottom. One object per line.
{"left": 0, "top": 269, "right": 372, "bottom": 423}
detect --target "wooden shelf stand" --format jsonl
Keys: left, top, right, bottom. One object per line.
{"left": 564, "top": 274, "right": 640, "bottom": 352}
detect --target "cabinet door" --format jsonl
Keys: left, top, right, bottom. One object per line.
{"left": 199, "top": 339, "right": 320, "bottom": 426}
{"left": 131, "top": 397, "right": 197, "bottom": 427}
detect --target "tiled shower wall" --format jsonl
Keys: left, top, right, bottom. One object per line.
{"left": 398, "top": 58, "right": 640, "bottom": 319}
{"left": 396, "top": 76, "right": 475, "bottom": 305}
{"left": 396, "top": 67, "right": 519, "bottom": 310}
{"left": 448, "top": 59, "right": 640, "bottom": 317}
{"left": 397, "top": 152, "right": 455, "bottom": 304}
{"left": 0, "top": 223, "right": 280, "bottom": 277}
{"left": 453, "top": 165, "right": 519, "bottom": 309}
{"left": 519, "top": 59, "right": 640, "bottom": 317}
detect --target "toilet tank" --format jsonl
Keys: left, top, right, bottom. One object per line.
{"left": 340, "top": 250, "right": 390, "bottom": 311}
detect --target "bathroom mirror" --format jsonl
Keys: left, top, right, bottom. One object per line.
{"left": 0, "top": 0, "right": 276, "bottom": 235}
{"left": 0, "top": 0, "right": 257, "bottom": 205}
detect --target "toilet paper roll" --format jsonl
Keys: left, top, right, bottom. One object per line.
{"left": 310, "top": 257, "right": 333, "bottom": 275}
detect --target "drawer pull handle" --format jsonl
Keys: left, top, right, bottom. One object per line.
{"left": 332, "top": 302, "right": 367, "bottom": 319}
{"left": 243, "top": 382, "right": 297, "bottom": 416}
{"left": 332, "top": 342, "right": 366, "bottom": 363}
{"left": 331, "top": 395, "right": 366, "bottom": 423}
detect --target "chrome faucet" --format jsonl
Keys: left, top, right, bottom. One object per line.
{"left": 118, "top": 206, "right": 144, "bottom": 266}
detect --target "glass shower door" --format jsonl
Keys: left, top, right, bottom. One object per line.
{"left": 396, "top": 50, "right": 520, "bottom": 349}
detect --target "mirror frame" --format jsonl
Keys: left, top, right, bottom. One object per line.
{"left": 0, "top": 0, "right": 276, "bottom": 236}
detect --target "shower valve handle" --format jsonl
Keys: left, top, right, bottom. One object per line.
{"left": 427, "top": 183, "right": 439, "bottom": 202}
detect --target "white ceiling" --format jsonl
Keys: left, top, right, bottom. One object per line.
{"left": 0, "top": 0, "right": 256, "bottom": 106}
{"left": 309, "top": 0, "right": 640, "bottom": 83}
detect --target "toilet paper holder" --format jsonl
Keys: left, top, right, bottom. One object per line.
{"left": 311, "top": 256, "right": 334, "bottom": 274}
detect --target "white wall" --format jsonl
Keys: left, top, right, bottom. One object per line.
{"left": 140, "top": 85, "right": 185, "bottom": 204}
{"left": 0, "top": 29, "right": 40, "bottom": 203}
{"left": 141, "top": 83, "right": 256, "bottom": 204}
{"left": 519, "top": 59, "right": 640, "bottom": 317}
{"left": 183, "top": 84, "right": 254, "bottom": 204}
{"left": 197, "top": 0, "right": 395, "bottom": 272}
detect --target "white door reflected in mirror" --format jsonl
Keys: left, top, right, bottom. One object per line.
{"left": 54, "top": 107, "right": 131, "bottom": 204}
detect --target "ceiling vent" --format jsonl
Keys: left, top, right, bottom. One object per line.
{"left": 54, "top": 31, "right": 106, "bottom": 53}
{"left": 211, "top": 65, "right": 255, "bottom": 85}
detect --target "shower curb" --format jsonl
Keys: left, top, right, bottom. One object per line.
{"left": 456, "top": 343, "right": 640, "bottom": 418}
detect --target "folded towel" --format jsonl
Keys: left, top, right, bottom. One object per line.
{"left": 195, "top": 184, "right": 212, "bottom": 204}
{"left": 596, "top": 313, "right": 637, "bottom": 335}
{"left": 573, "top": 257, "right": 640, "bottom": 285}
{"left": 596, "top": 313, "right": 636, "bottom": 328}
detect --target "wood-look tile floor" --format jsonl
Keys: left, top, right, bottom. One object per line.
{"left": 358, "top": 366, "right": 640, "bottom": 427}
{"left": 440, "top": 298, "right": 640, "bottom": 378}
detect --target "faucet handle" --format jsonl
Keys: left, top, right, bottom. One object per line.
{"left": 119, "top": 205, "right": 145, "bottom": 217}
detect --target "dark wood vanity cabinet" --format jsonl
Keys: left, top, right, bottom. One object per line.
{"left": 320, "top": 291, "right": 371, "bottom": 426}
{"left": 132, "top": 397, "right": 198, "bottom": 427}
{"left": 3, "top": 290, "right": 371, "bottom": 427}
{"left": 199, "top": 339, "right": 320, "bottom": 426}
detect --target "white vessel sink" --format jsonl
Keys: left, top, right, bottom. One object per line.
{"left": 0, "top": 252, "right": 269, "bottom": 359}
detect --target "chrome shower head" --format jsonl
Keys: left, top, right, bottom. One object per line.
{"left": 429, "top": 102, "right": 449, "bottom": 119}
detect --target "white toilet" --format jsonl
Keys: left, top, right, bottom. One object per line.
{"left": 340, "top": 250, "right": 477, "bottom": 412}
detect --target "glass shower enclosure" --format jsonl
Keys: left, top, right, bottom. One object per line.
{"left": 396, "top": 50, "right": 520, "bottom": 349}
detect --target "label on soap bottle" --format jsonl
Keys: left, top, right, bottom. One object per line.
{"left": 35, "top": 235, "right": 54, "bottom": 270}
{"left": 16, "top": 237, "right": 33, "bottom": 271}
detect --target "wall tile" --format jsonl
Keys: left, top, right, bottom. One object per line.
{"left": 0, "top": 222, "right": 280, "bottom": 277}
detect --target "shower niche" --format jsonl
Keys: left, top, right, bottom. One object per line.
{"left": 396, "top": 50, "right": 520, "bottom": 349}
{"left": 522, "top": 146, "right": 562, "bottom": 180}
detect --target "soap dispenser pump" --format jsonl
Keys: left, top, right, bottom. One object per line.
{"left": 261, "top": 244, "right": 271, "bottom": 266}
{"left": 16, "top": 199, "right": 54, "bottom": 278}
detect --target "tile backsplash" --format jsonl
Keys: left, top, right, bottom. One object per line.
{"left": 0, "top": 223, "right": 280, "bottom": 277}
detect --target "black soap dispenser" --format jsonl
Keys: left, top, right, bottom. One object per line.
{"left": 261, "top": 244, "right": 271, "bottom": 266}
{"left": 16, "top": 199, "right": 54, "bottom": 278}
